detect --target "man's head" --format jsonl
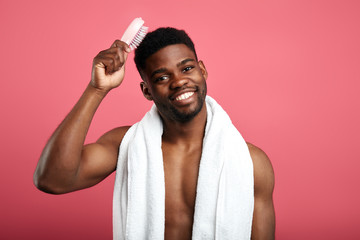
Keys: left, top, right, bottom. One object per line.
{"left": 134, "top": 27, "right": 207, "bottom": 123}
{"left": 134, "top": 27, "right": 198, "bottom": 77}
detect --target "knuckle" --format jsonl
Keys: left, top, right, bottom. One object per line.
{"left": 108, "top": 58, "right": 114, "bottom": 65}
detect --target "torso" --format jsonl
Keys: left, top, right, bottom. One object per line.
{"left": 162, "top": 141, "right": 202, "bottom": 240}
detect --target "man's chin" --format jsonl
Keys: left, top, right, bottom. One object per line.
{"left": 155, "top": 89, "right": 206, "bottom": 123}
{"left": 169, "top": 103, "right": 204, "bottom": 122}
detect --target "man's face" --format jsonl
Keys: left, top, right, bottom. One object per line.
{"left": 140, "top": 44, "right": 208, "bottom": 123}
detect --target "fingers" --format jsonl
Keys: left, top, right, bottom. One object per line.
{"left": 93, "top": 40, "right": 130, "bottom": 75}
{"left": 111, "top": 40, "right": 131, "bottom": 53}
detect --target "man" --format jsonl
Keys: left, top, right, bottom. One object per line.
{"left": 34, "top": 27, "right": 275, "bottom": 239}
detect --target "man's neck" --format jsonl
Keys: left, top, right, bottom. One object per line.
{"left": 161, "top": 105, "right": 207, "bottom": 146}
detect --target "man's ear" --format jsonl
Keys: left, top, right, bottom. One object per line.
{"left": 198, "top": 60, "right": 208, "bottom": 80}
{"left": 140, "top": 81, "right": 153, "bottom": 101}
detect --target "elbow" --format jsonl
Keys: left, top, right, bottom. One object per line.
{"left": 33, "top": 172, "right": 68, "bottom": 195}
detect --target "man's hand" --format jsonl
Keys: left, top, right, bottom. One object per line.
{"left": 91, "top": 40, "right": 131, "bottom": 93}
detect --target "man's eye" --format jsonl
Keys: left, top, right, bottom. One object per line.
{"left": 155, "top": 75, "right": 169, "bottom": 82}
{"left": 183, "top": 66, "right": 194, "bottom": 72}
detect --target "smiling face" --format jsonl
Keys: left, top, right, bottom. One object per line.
{"left": 140, "top": 44, "right": 208, "bottom": 123}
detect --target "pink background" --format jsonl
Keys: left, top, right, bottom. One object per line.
{"left": 1, "top": 0, "right": 360, "bottom": 239}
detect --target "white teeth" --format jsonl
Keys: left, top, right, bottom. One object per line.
{"left": 175, "top": 92, "right": 194, "bottom": 101}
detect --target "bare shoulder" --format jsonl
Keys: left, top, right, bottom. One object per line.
{"left": 64, "top": 126, "right": 132, "bottom": 192}
{"left": 246, "top": 142, "right": 274, "bottom": 193}
{"left": 80, "top": 126, "right": 131, "bottom": 175}
{"left": 247, "top": 143, "right": 275, "bottom": 239}
{"left": 96, "top": 125, "right": 132, "bottom": 151}
{"left": 246, "top": 142, "right": 273, "bottom": 172}
{"left": 83, "top": 125, "right": 132, "bottom": 170}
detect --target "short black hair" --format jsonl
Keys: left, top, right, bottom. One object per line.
{"left": 134, "top": 27, "right": 197, "bottom": 75}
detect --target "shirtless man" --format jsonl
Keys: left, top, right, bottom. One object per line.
{"left": 34, "top": 27, "right": 275, "bottom": 239}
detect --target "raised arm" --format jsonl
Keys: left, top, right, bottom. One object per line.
{"left": 34, "top": 40, "right": 131, "bottom": 194}
{"left": 248, "top": 143, "right": 275, "bottom": 240}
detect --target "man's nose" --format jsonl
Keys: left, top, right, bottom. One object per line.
{"left": 170, "top": 73, "right": 189, "bottom": 89}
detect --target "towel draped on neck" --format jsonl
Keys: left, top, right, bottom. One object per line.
{"left": 113, "top": 96, "right": 254, "bottom": 240}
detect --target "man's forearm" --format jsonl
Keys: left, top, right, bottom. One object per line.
{"left": 34, "top": 84, "right": 107, "bottom": 193}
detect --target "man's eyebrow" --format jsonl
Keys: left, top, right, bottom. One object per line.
{"left": 150, "top": 68, "right": 167, "bottom": 79}
{"left": 177, "top": 58, "right": 195, "bottom": 67}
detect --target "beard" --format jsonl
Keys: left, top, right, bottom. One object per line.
{"left": 155, "top": 83, "right": 207, "bottom": 123}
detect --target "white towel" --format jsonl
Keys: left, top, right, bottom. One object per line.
{"left": 113, "top": 96, "right": 254, "bottom": 240}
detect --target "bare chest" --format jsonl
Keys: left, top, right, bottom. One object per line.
{"left": 162, "top": 144, "right": 202, "bottom": 239}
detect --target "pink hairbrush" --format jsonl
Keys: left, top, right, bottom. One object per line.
{"left": 121, "top": 17, "right": 148, "bottom": 50}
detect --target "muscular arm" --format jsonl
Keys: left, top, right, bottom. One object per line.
{"left": 248, "top": 143, "right": 275, "bottom": 240}
{"left": 34, "top": 40, "right": 131, "bottom": 194}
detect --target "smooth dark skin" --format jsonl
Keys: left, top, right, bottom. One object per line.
{"left": 34, "top": 40, "right": 275, "bottom": 239}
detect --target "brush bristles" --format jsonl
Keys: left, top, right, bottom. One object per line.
{"left": 129, "top": 26, "right": 148, "bottom": 50}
